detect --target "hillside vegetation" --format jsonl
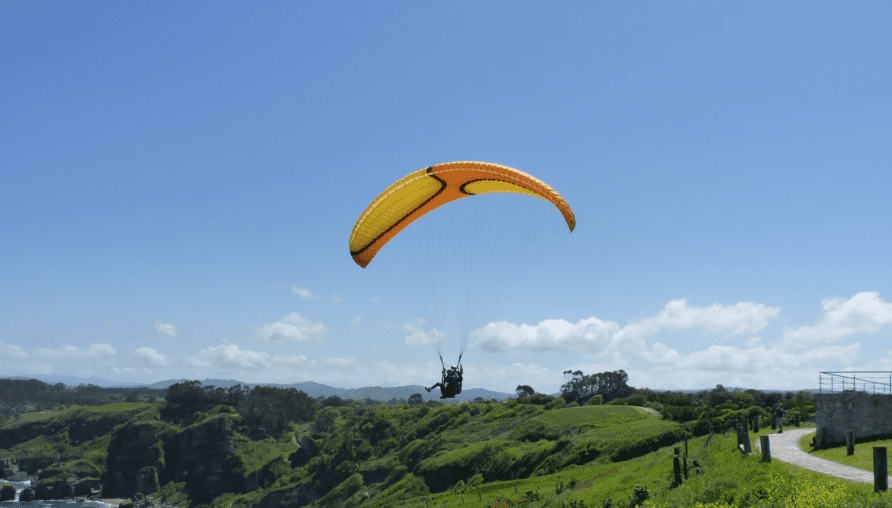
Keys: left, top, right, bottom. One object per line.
{"left": 6, "top": 375, "right": 885, "bottom": 507}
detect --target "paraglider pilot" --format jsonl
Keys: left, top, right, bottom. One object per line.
{"left": 426, "top": 364, "right": 463, "bottom": 399}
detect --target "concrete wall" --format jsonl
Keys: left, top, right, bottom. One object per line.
{"left": 815, "top": 391, "right": 892, "bottom": 446}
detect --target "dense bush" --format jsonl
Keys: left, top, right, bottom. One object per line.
{"left": 321, "top": 473, "right": 364, "bottom": 505}
{"left": 544, "top": 397, "right": 566, "bottom": 410}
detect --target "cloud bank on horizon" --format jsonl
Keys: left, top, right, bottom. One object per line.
{"left": 2, "top": 291, "right": 888, "bottom": 393}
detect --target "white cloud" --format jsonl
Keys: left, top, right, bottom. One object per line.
{"left": 470, "top": 299, "right": 779, "bottom": 354}
{"left": 617, "top": 299, "right": 779, "bottom": 342}
{"left": 744, "top": 337, "right": 762, "bottom": 348}
{"left": 254, "top": 312, "right": 328, "bottom": 343}
{"left": 292, "top": 285, "right": 322, "bottom": 301}
{"left": 133, "top": 347, "right": 170, "bottom": 366}
{"left": 292, "top": 284, "right": 344, "bottom": 303}
{"left": 186, "top": 344, "right": 309, "bottom": 371}
{"left": 403, "top": 318, "right": 445, "bottom": 346}
{"left": 470, "top": 317, "right": 620, "bottom": 353}
{"left": 88, "top": 344, "right": 117, "bottom": 356}
{"left": 38, "top": 343, "right": 117, "bottom": 359}
{"left": 0, "top": 342, "right": 28, "bottom": 360}
{"left": 638, "top": 341, "right": 861, "bottom": 375}
{"left": 324, "top": 357, "right": 356, "bottom": 367}
{"left": 351, "top": 315, "right": 364, "bottom": 327}
{"left": 783, "top": 292, "right": 892, "bottom": 348}
{"left": 153, "top": 321, "right": 178, "bottom": 338}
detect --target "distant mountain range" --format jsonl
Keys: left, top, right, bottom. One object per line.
{"left": 1, "top": 373, "right": 820, "bottom": 401}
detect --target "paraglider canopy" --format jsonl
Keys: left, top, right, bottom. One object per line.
{"left": 349, "top": 161, "right": 576, "bottom": 268}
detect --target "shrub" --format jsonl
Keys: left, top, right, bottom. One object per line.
{"left": 466, "top": 473, "right": 484, "bottom": 488}
{"left": 545, "top": 397, "right": 566, "bottom": 410}
{"left": 626, "top": 395, "right": 647, "bottom": 406}
{"left": 632, "top": 484, "right": 650, "bottom": 506}
{"left": 321, "top": 473, "right": 364, "bottom": 505}
{"left": 509, "top": 420, "right": 562, "bottom": 442}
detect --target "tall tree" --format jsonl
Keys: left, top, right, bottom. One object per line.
{"left": 516, "top": 385, "right": 535, "bottom": 399}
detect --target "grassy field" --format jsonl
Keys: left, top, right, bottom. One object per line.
{"left": 357, "top": 422, "right": 892, "bottom": 508}
{"left": 2, "top": 402, "right": 149, "bottom": 427}
{"left": 800, "top": 429, "right": 892, "bottom": 476}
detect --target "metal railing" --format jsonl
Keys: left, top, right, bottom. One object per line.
{"left": 819, "top": 371, "right": 892, "bottom": 394}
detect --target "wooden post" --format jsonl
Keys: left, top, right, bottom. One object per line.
{"left": 742, "top": 422, "right": 752, "bottom": 455}
{"left": 673, "top": 453, "right": 682, "bottom": 487}
{"left": 771, "top": 415, "right": 776, "bottom": 430}
{"left": 760, "top": 435, "right": 771, "bottom": 463}
{"left": 847, "top": 430, "right": 855, "bottom": 456}
{"left": 795, "top": 413, "right": 801, "bottom": 427}
{"left": 684, "top": 437, "right": 689, "bottom": 479}
{"left": 875, "top": 447, "right": 888, "bottom": 492}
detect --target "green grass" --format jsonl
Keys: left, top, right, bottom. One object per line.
{"left": 800, "top": 429, "right": 892, "bottom": 476}
{"left": 79, "top": 402, "right": 149, "bottom": 413}
{"left": 350, "top": 422, "right": 892, "bottom": 508}
{"left": 1, "top": 402, "right": 149, "bottom": 428}
{"left": 9, "top": 409, "right": 67, "bottom": 424}
{"left": 231, "top": 431, "right": 292, "bottom": 475}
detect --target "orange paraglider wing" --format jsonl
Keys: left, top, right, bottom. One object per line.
{"left": 349, "top": 161, "right": 575, "bottom": 268}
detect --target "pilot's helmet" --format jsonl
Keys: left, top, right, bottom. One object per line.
{"left": 451, "top": 365, "right": 457, "bottom": 370}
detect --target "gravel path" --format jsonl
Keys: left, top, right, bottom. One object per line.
{"left": 752, "top": 428, "right": 892, "bottom": 485}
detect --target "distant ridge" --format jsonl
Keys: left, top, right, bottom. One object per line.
{"left": 0, "top": 373, "right": 820, "bottom": 400}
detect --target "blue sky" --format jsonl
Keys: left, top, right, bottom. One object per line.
{"left": 2, "top": 1, "right": 891, "bottom": 394}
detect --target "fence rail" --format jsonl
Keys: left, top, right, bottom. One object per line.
{"left": 819, "top": 371, "right": 892, "bottom": 395}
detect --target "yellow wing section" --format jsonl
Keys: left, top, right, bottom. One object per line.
{"left": 349, "top": 161, "right": 575, "bottom": 268}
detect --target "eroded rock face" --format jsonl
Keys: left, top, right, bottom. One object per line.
{"left": 14, "top": 457, "right": 56, "bottom": 474}
{"left": 101, "top": 414, "right": 267, "bottom": 503}
{"left": 0, "top": 459, "right": 18, "bottom": 477}
{"left": 163, "top": 416, "right": 241, "bottom": 502}
{"left": 74, "top": 478, "right": 102, "bottom": 496}
{"left": 288, "top": 436, "right": 318, "bottom": 468}
{"left": 34, "top": 478, "right": 75, "bottom": 500}
{"left": 102, "top": 423, "right": 164, "bottom": 498}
